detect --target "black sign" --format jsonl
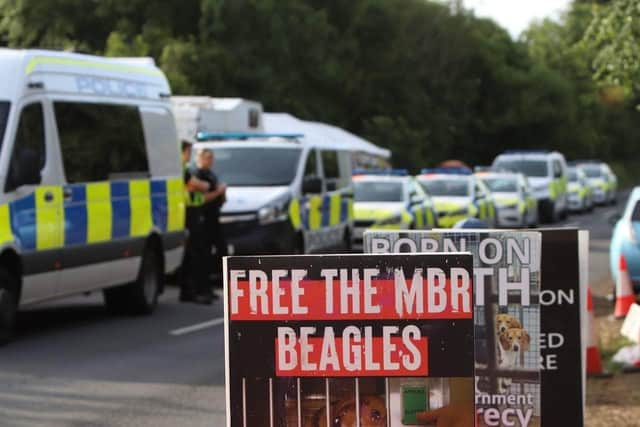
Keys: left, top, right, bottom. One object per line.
{"left": 539, "top": 228, "right": 587, "bottom": 426}
{"left": 224, "top": 253, "right": 475, "bottom": 427}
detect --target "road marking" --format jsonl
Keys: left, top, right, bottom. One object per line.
{"left": 170, "top": 317, "right": 224, "bottom": 336}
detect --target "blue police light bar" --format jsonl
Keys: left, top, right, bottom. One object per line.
{"left": 352, "top": 168, "right": 408, "bottom": 176}
{"left": 502, "top": 149, "right": 549, "bottom": 154}
{"left": 420, "top": 167, "right": 472, "bottom": 175}
{"left": 196, "top": 132, "right": 304, "bottom": 141}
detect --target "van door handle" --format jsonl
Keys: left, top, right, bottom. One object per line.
{"left": 63, "top": 188, "right": 73, "bottom": 201}
{"left": 43, "top": 191, "right": 54, "bottom": 203}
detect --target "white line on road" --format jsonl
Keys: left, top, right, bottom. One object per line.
{"left": 170, "top": 317, "right": 225, "bottom": 336}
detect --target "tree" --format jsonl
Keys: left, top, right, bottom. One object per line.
{"left": 583, "top": 0, "right": 640, "bottom": 100}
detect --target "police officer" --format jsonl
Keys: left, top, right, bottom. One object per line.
{"left": 180, "top": 140, "right": 217, "bottom": 304}
{"left": 195, "top": 148, "right": 227, "bottom": 291}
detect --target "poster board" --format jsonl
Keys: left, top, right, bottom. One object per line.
{"left": 224, "top": 253, "right": 475, "bottom": 426}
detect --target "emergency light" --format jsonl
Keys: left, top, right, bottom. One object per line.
{"left": 420, "top": 167, "right": 471, "bottom": 176}
{"left": 196, "top": 132, "right": 304, "bottom": 141}
{"left": 352, "top": 169, "right": 408, "bottom": 176}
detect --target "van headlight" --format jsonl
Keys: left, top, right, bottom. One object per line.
{"left": 258, "top": 197, "right": 290, "bottom": 225}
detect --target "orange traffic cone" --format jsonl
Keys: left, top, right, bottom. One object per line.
{"left": 587, "top": 287, "right": 606, "bottom": 376}
{"left": 614, "top": 255, "right": 636, "bottom": 319}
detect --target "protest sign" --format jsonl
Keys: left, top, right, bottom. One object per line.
{"left": 538, "top": 228, "right": 588, "bottom": 426}
{"left": 365, "top": 230, "right": 541, "bottom": 427}
{"left": 224, "top": 253, "right": 475, "bottom": 427}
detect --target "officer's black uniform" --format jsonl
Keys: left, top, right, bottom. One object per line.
{"left": 180, "top": 165, "right": 211, "bottom": 303}
{"left": 196, "top": 166, "right": 227, "bottom": 287}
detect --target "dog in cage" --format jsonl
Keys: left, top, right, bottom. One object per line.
{"left": 496, "top": 314, "right": 530, "bottom": 394}
{"left": 305, "top": 395, "right": 387, "bottom": 427}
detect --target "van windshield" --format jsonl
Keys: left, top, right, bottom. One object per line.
{"left": 581, "top": 165, "right": 602, "bottom": 178}
{"left": 494, "top": 159, "right": 548, "bottom": 177}
{"left": 0, "top": 102, "right": 9, "bottom": 148}
{"left": 483, "top": 177, "right": 518, "bottom": 193}
{"left": 419, "top": 178, "right": 470, "bottom": 197}
{"left": 354, "top": 181, "right": 404, "bottom": 202}
{"left": 205, "top": 146, "right": 302, "bottom": 186}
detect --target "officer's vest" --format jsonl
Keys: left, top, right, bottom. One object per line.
{"left": 183, "top": 163, "right": 205, "bottom": 208}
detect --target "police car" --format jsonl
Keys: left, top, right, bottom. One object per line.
{"left": 477, "top": 172, "right": 538, "bottom": 227}
{"left": 0, "top": 49, "right": 185, "bottom": 343}
{"left": 194, "top": 132, "right": 354, "bottom": 255}
{"left": 566, "top": 166, "right": 594, "bottom": 212}
{"left": 492, "top": 150, "right": 569, "bottom": 222}
{"left": 573, "top": 161, "right": 617, "bottom": 205}
{"left": 416, "top": 168, "right": 496, "bottom": 228}
{"left": 352, "top": 170, "right": 437, "bottom": 245}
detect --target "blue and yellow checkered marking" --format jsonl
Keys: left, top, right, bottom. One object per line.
{"left": 290, "top": 192, "right": 352, "bottom": 231}
{"left": 0, "top": 178, "right": 185, "bottom": 254}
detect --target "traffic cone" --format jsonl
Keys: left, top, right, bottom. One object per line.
{"left": 614, "top": 255, "right": 636, "bottom": 319}
{"left": 587, "top": 287, "right": 606, "bottom": 376}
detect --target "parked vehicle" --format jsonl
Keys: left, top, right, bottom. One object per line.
{"left": 0, "top": 49, "right": 184, "bottom": 343}
{"left": 573, "top": 161, "right": 617, "bottom": 205}
{"left": 476, "top": 172, "right": 538, "bottom": 227}
{"left": 416, "top": 168, "right": 497, "bottom": 228}
{"left": 609, "top": 188, "right": 640, "bottom": 299}
{"left": 351, "top": 169, "right": 437, "bottom": 246}
{"left": 492, "top": 150, "right": 569, "bottom": 222}
{"left": 566, "top": 166, "right": 594, "bottom": 213}
{"left": 194, "top": 132, "right": 354, "bottom": 255}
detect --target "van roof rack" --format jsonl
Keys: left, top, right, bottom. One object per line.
{"left": 196, "top": 132, "right": 303, "bottom": 141}
{"left": 352, "top": 168, "right": 408, "bottom": 176}
{"left": 420, "top": 167, "right": 472, "bottom": 176}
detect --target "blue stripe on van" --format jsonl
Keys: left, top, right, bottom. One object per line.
{"left": 321, "top": 194, "right": 330, "bottom": 227}
{"left": 340, "top": 198, "right": 349, "bottom": 223}
{"left": 10, "top": 193, "right": 36, "bottom": 251}
{"left": 110, "top": 181, "right": 130, "bottom": 239}
{"left": 151, "top": 180, "right": 167, "bottom": 232}
{"left": 64, "top": 185, "right": 87, "bottom": 246}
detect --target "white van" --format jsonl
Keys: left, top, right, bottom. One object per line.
{"left": 0, "top": 49, "right": 185, "bottom": 343}
{"left": 492, "top": 150, "right": 569, "bottom": 222}
{"left": 193, "top": 133, "right": 354, "bottom": 254}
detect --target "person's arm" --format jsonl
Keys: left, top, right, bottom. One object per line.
{"left": 186, "top": 176, "right": 211, "bottom": 192}
{"left": 203, "top": 183, "right": 227, "bottom": 203}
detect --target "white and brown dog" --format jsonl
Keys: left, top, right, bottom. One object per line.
{"left": 496, "top": 314, "right": 530, "bottom": 394}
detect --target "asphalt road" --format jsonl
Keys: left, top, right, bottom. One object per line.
{"left": 0, "top": 194, "right": 629, "bottom": 427}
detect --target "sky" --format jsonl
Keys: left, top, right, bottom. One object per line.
{"left": 463, "top": 0, "right": 573, "bottom": 38}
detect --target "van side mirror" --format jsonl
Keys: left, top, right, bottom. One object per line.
{"left": 302, "top": 176, "right": 322, "bottom": 194}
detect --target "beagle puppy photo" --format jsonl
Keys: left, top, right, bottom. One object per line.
{"left": 496, "top": 314, "right": 530, "bottom": 394}
{"left": 305, "top": 395, "right": 387, "bottom": 427}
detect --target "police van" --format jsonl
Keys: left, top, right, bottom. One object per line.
{"left": 492, "top": 150, "right": 568, "bottom": 223}
{"left": 193, "top": 132, "right": 354, "bottom": 254}
{"left": 0, "top": 49, "right": 185, "bottom": 343}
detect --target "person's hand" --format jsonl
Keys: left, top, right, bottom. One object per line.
{"left": 416, "top": 403, "right": 475, "bottom": 427}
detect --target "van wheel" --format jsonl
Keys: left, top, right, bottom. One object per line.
{"left": 0, "top": 268, "right": 19, "bottom": 346}
{"left": 104, "top": 245, "right": 162, "bottom": 315}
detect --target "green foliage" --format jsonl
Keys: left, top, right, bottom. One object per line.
{"left": 583, "top": 0, "right": 640, "bottom": 98}
{"left": 0, "top": 0, "right": 638, "bottom": 180}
